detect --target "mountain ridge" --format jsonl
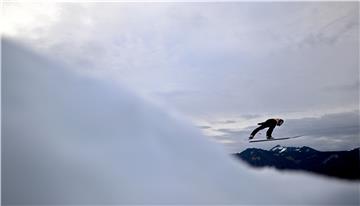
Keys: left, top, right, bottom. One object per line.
{"left": 234, "top": 145, "right": 360, "bottom": 180}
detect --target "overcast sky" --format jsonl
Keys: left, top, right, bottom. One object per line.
{"left": 2, "top": 2, "right": 359, "bottom": 152}
{"left": 3, "top": 38, "right": 359, "bottom": 205}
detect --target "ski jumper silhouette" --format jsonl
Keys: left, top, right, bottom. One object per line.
{"left": 249, "top": 118, "right": 284, "bottom": 140}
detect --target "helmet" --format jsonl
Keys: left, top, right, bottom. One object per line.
{"left": 277, "top": 119, "right": 284, "bottom": 126}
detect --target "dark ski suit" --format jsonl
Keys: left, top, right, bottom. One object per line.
{"left": 250, "top": 119, "right": 282, "bottom": 138}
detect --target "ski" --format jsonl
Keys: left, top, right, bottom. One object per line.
{"left": 249, "top": 135, "right": 303, "bottom": 143}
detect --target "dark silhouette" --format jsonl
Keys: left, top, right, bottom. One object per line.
{"left": 233, "top": 145, "right": 360, "bottom": 180}
{"left": 249, "top": 118, "right": 284, "bottom": 140}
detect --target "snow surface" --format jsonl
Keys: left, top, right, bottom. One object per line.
{"left": 2, "top": 39, "right": 359, "bottom": 205}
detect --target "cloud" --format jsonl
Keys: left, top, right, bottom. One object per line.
{"left": 323, "top": 81, "right": 360, "bottom": 92}
{"left": 281, "top": 111, "right": 360, "bottom": 137}
{"left": 298, "top": 6, "right": 359, "bottom": 48}
{"left": 198, "top": 125, "right": 212, "bottom": 129}
{"left": 222, "top": 120, "right": 237, "bottom": 124}
{"left": 3, "top": 2, "right": 359, "bottom": 148}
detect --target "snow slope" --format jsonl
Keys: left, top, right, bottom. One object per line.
{"left": 2, "top": 39, "right": 359, "bottom": 205}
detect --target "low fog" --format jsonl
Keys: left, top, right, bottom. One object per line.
{"left": 2, "top": 39, "right": 359, "bottom": 205}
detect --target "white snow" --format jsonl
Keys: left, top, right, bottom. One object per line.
{"left": 271, "top": 145, "right": 287, "bottom": 153}
{"left": 271, "top": 145, "right": 281, "bottom": 151}
{"left": 279, "top": 148, "right": 287, "bottom": 153}
{"left": 322, "top": 154, "right": 340, "bottom": 164}
{"left": 2, "top": 39, "right": 359, "bottom": 205}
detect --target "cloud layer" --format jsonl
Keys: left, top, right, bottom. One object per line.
{"left": 3, "top": 2, "right": 359, "bottom": 120}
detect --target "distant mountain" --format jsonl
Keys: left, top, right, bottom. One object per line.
{"left": 234, "top": 145, "right": 360, "bottom": 180}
